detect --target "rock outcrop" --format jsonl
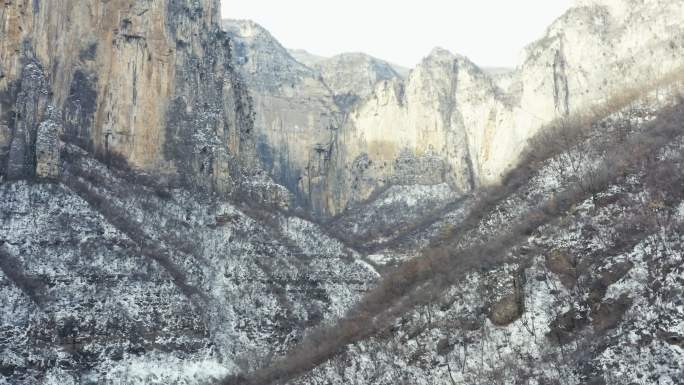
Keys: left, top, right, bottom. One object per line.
{"left": 34, "top": 107, "right": 63, "bottom": 179}
{"left": 325, "top": 48, "right": 498, "bottom": 212}
{"left": 476, "top": 0, "right": 684, "bottom": 180}
{"left": 3, "top": 60, "right": 50, "bottom": 179}
{"left": 1, "top": 0, "right": 254, "bottom": 190}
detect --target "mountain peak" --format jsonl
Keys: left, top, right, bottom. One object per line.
{"left": 427, "top": 46, "right": 456, "bottom": 58}
{"left": 423, "top": 47, "right": 475, "bottom": 66}
{"left": 221, "top": 18, "right": 270, "bottom": 38}
{"left": 419, "top": 47, "right": 485, "bottom": 77}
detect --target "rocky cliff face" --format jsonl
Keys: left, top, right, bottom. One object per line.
{"left": 222, "top": 19, "right": 342, "bottom": 212}
{"left": 503, "top": 0, "right": 684, "bottom": 174}
{"left": 326, "top": 48, "right": 500, "bottom": 212}
{"left": 1, "top": 0, "right": 254, "bottom": 192}
{"left": 225, "top": 20, "right": 414, "bottom": 214}
{"left": 225, "top": 0, "right": 684, "bottom": 217}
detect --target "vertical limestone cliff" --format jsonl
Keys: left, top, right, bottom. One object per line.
{"left": 327, "top": 49, "right": 501, "bottom": 211}
{"left": 0, "top": 0, "right": 255, "bottom": 191}
{"left": 338, "top": 0, "right": 684, "bottom": 199}
{"left": 487, "top": 0, "right": 684, "bottom": 181}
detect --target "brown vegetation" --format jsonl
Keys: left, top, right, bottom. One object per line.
{"left": 60, "top": 166, "right": 206, "bottom": 304}
{"left": 0, "top": 247, "right": 46, "bottom": 306}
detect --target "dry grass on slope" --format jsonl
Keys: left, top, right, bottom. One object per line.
{"left": 219, "top": 77, "right": 684, "bottom": 385}
{"left": 60, "top": 156, "right": 208, "bottom": 305}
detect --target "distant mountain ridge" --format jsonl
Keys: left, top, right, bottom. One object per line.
{"left": 287, "top": 48, "right": 411, "bottom": 78}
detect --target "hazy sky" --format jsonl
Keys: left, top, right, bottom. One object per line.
{"left": 221, "top": 0, "right": 574, "bottom": 68}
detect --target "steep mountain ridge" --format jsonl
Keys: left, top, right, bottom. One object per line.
{"left": 287, "top": 49, "right": 411, "bottom": 80}
{"left": 224, "top": 19, "right": 413, "bottom": 214}
{"left": 225, "top": 0, "right": 684, "bottom": 216}
{"left": 312, "top": 53, "right": 403, "bottom": 108}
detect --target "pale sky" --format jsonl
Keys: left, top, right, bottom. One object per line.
{"left": 221, "top": 0, "right": 575, "bottom": 68}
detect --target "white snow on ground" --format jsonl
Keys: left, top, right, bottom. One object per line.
{"left": 102, "top": 354, "right": 230, "bottom": 385}
{"left": 377, "top": 184, "right": 456, "bottom": 209}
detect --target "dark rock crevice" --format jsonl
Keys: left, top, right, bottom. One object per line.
{"left": 553, "top": 45, "right": 571, "bottom": 117}
{"left": 5, "top": 60, "right": 50, "bottom": 180}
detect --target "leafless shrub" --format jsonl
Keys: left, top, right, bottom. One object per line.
{"left": 62, "top": 140, "right": 177, "bottom": 200}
